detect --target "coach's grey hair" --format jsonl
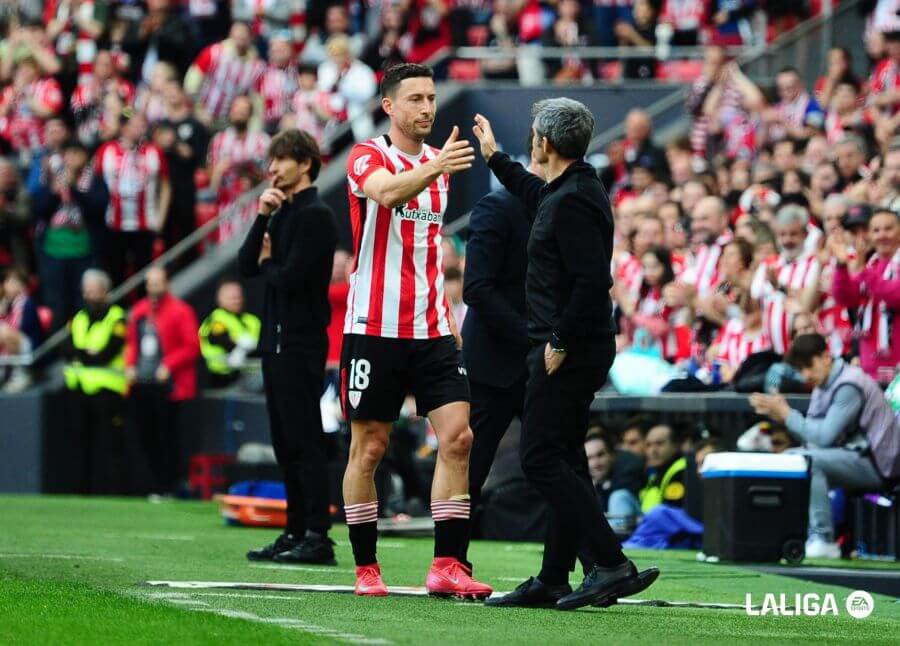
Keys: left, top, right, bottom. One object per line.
{"left": 775, "top": 204, "right": 809, "bottom": 228}
{"left": 82, "top": 268, "right": 112, "bottom": 292}
{"left": 531, "top": 98, "right": 594, "bottom": 160}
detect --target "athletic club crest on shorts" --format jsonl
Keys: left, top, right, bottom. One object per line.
{"left": 348, "top": 390, "right": 361, "bottom": 409}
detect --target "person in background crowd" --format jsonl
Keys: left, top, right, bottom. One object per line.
{"left": 70, "top": 50, "right": 135, "bottom": 149}
{"left": 184, "top": 21, "right": 265, "bottom": 129}
{"left": 764, "top": 67, "right": 825, "bottom": 143}
{"left": 0, "top": 158, "right": 31, "bottom": 271}
{"left": 585, "top": 427, "right": 646, "bottom": 518}
{"left": 206, "top": 95, "right": 270, "bottom": 232}
{"left": 124, "top": 266, "right": 199, "bottom": 495}
{"left": 326, "top": 249, "right": 351, "bottom": 377}
{"left": 750, "top": 334, "right": 894, "bottom": 559}
{"left": 815, "top": 47, "right": 853, "bottom": 108}
{"left": 31, "top": 140, "right": 108, "bottom": 331}
{"left": 619, "top": 416, "right": 649, "bottom": 460}
{"left": 616, "top": 0, "right": 657, "bottom": 81}
{"left": 62, "top": 269, "right": 128, "bottom": 494}
{"left": 199, "top": 279, "right": 260, "bottom": 389}
{"left": 317, "top": 35, "right": 377, "bottom": 144}
{"left": 540, "top": 0, "right": 596, "bottom": 83}
{"left": 95, "top": 110, "right": 170, "bottom": 290}
{"left": 301, "top": 4, "right": 365, "bottom": 66}
{"left": 155, "top": 81, "right": 208, "bottom": 267}
{"left": 639, "top": 423, "right": 686, "bottom": 514}
{"left": 830, "top": 209, "right": 900, "bottom": 385}
{"left": 444, "top": 266, "right": 467, "bottom": 330}
{"left": 119, "top": 0, "right": 194, "bottom": 84}
{"left": 0, "top": 267, "right": 43, "bottom": 391}
{"left": 750, "top": 205, "right": 820, "bottom": 356}
{"left": 0, "top": 56, "right": 64, "bottom": 162}
{"left": 134, "top": 61, "right": 176, "bottom": 127}
{"left": 257, "top": 35, "right": 299, "bottom": 135}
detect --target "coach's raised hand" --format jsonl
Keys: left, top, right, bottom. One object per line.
{"left": 431, "top": 126, "right": 475, "bottom": 175}
{"left": 472, "top": 114, "right": 498, "bottom": 162}
{"left": 259, "top": 186, "right": 287, "bottom": 216}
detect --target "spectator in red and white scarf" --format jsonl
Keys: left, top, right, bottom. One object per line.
{"left": 0, "top": 267, "right": 43, "bottom": 391}
{"left": 95, "top": 111, "right": 171, "bottom": 288}
{"left": 184, "top": 21, "right": 266, "bottom": 128}
{"left": 708, "top": 289, "right": 772, "bottom": 381}
{"left": 673, "top": 195, "right": 734, "bottom": 301}
{"left": 824, "top": 75, "right": 874, "bottom": 145}
{"left": 45, "top": 0, "right": 108, "bottom": 85}
{"left": 831, "top": 209, "right": 900, "bottom": 384}
{"left": 868, "top": 30, "right": 900, "bottom": 118}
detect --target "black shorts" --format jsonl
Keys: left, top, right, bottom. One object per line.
{"left": 340, "top": 334, "right": 470, "bottom": 422}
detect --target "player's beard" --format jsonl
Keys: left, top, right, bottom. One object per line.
{"left": 402, "top": 116, "right": 433, "bottom": 142}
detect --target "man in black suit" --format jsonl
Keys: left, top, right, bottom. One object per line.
{"left": 458, "top": 140, "right": 545, "bottom": 569}
{"left": 474, "top": 101, "right": 658, "bottom": 611}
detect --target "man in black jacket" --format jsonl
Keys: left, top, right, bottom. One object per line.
{"left": 459, "top": 139, "right": 543, "bottom": 568}
{"left": 238, "top": 129, "right": 338, "bottom": 565}
{"left": 473, "top": 100, "right": 658, "bottom": 611}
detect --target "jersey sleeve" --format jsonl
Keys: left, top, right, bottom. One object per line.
{"left": 347, "top": 143, "right": 387, "bottom": 198}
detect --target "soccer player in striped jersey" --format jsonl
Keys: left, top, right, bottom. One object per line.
{"left": 341, "top": 63, "right": 492, "bottom": 600}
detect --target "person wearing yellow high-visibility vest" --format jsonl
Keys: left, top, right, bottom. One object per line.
{"left": 638, "top": 424, "right": 687, "bottom": 514}
{"left": 62, "top": 269, "right": 128, "bottom": 494}
{"left": 199, "top": 280, "right": 260, "bottom": 388}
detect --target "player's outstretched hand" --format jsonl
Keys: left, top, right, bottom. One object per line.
{"left": 259, "top": 187, "right": 287, "bottom": 216}
{"left": 472, "top": 114, "right": 498, "bottom": 162}
{"left": 432, "top": 125, "right": 475, "bottom": 175}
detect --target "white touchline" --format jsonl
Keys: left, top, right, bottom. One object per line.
{"left": 0, "top": 553, "right": 125, "bottom": 562}
{"left": 145, "top": 580, "right": 758, "bottom": 610}
{"left": 248, "top": 564, "right": 357, "bottom": 574}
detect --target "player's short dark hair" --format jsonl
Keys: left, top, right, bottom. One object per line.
{"left": 785, "top": 333, "right": 829, "bottom": 369}
{"left": 269, "top": 129, "right": 321, "bottom": 180}
{"left": 380, "top": 63, "right": 434, "bottom": 98}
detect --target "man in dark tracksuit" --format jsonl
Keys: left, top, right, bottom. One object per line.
{"left": 238, "top": 129, "right": 338, "bottom": 565}
{"left": 459, "top": 145, "right": 543, "bottom": 569}
{"left": 473, "top": 101, "right": 659, "bottom": 610}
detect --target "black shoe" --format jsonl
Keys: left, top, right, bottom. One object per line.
{"left": 592, "top": 566, "right": 660, "bottom": 608}
{"left": 484, "top": 577, "right": 572, "bottom": 608}
{"left": 556, "top": 560, "right": 656, "bottom": 611}
{"left": 246, "top": 533, "right": 302, "bottom": 561}
{"left": 273, "top": 533, "right": 338, "bottom": 566}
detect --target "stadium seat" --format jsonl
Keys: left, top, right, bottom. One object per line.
{"left": 189, "top": 453, "right": 235, "bottom": 500}
{"left": 449, "top": 60, "right": 482, "bottom": 81}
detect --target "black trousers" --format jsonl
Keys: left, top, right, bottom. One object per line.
{"left": 520, "top": 341, "right": 625, "bottom": 584}
{"left": 68, "top": 389, "right": 127, "bottom": 495}
{"left": 106, "top": 230, "right": 155, "bottom": 291}
{"left": 262, "top": 350, "right": 331, "bottom": 535}
{"left": 130, "top": 382, "right": 179, "bottom": 495}
{"left": 460, "top": 375, "right": 526, "bottom": 558}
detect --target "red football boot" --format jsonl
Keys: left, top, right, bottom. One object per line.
{"left": 354, "top": 563, "right": 389, "bottom": 597}
{"left": 426, "top": 557, "right": 493, "bottom": 601}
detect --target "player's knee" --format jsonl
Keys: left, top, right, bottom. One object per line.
{"left": 350, "top": 428, "right": 389, "bottom": 472}
{"left": 439, "top": 425, "right": 473, "bottom": 462}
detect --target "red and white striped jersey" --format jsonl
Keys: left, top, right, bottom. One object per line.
{"left": 680, "top": 231, "right": 734, "bottom": 298}
{"left": 0, "top": 79, "right": 64, "bottom": 153}
{"left": 207, "top": 127, "right": 270, "bottom": 214}
{"left": 190, "top": 42, "right": 266, "bottom": 122}
{"left": 817, "top": 257, "right": 853, "bottom": 357}
{"left": 751, "top": 252, "right": 820, "bottom": 354}
{"left": 713, "top": 319, "right": 772, "bottom": 369}
{"left": 615, "top": 252, "right": 643, "bottom": 300}
{"left": 95, "top": 140, "right": 169, "bottom": 232}
{"left": 660, "top": 0, "right": 706, "bottom": 32}
{"left": 47, "top": 0, "right": 99, "bottom": 83}
{"left": 345, "top": 135, "right": 452, "bottom": 339}
{"left": 256, "top": 64, "right": 298, "bottom": 127}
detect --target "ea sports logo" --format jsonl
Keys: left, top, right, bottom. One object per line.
{"left": 845, "top": 591, "right": 874, "bottom": 619}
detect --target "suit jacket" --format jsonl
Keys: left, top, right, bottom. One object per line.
{"left": 461, "top": 187, "right": 530, "bottom": 388}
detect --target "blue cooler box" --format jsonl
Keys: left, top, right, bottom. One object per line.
{"left": 701, "top": 452, "right": 810, "bottom": 563}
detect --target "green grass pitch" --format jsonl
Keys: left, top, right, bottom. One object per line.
{"left": 2, "top": 495, "right": 898, "bottom": 645}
